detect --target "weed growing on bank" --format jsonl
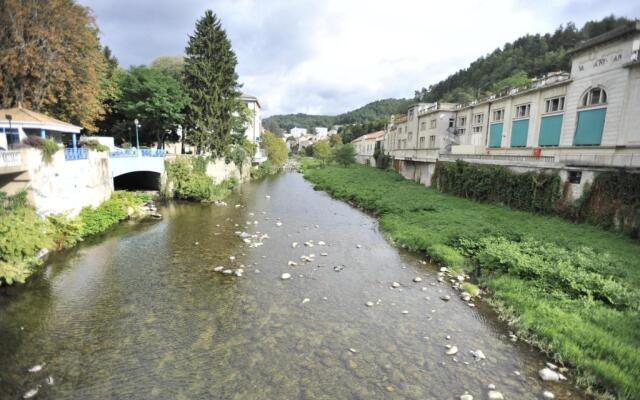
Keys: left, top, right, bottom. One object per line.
{"left": 163, "top": 157, "right": 236, "bottom": 202}
{"left": 300, "top": 160, "right": 640, "bottom": 399}
{"left": 0, "top": 191, "right": 150, "bottom": 285}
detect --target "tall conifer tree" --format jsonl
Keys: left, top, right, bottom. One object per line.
{"left": 183, "top": 11, "right": 240, "bottom": 155}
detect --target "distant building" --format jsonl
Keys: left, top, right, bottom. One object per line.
{"left": 352, "top": 130, "right": 385, "bottom": 166}
{"left": 289, "top": 127, "right": 307, "bottom": 138}
{"left": 241, "top": 93, "right": 266, "bottom": 163}
{"left": 314, "top": 127, "right": 328, "bottom": 139}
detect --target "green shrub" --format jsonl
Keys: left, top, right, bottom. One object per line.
{"left": 462, "top": 282, "right": 480, "bottom": 296}
{"left": 82, "top": 139, "right": 109, "bottom": 152}
{"left": 251, "top": 160, "right": 279, "bottom": 179}
{"left": 332, "top": 144, "right": 356, "bottom": 166}
{"left": 41, "top": 138, "right": 60, "bottom": 163}
{"left": 163, "top": 157, "right": 231, "bottom": 202}
{"left": 47, "top": 213, "right": 83, "bottom": 250}
{"left": 79, "top": 191, "right": 150, "bottom": 236}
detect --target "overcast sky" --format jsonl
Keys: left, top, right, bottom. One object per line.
{"left": 79, "top": 0, "right": 638, "bottom": 117}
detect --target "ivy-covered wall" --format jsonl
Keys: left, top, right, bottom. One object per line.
{"left": 432, "top": 160, "right": 561, "bottom": 213}
{"left": 432, "top": 160, "right": 640, "bottom": 238}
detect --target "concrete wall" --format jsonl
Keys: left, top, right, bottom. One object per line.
{"left": 205, "top": 157, "right": 250, "bottom": 184}
{"left": 18, "top": 148, "right": 113, "bottom": 216}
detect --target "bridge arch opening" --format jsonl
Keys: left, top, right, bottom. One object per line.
{"left": 114, "top": 171, "right": 161, "bottom": 191}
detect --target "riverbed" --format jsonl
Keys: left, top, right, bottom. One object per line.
{"left": 0, "top": 172, "right": 586, "bottom": 399}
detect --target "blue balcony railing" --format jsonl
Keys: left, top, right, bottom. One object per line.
{"left": 64, "top": 148, "right": 88, "bottom": 161}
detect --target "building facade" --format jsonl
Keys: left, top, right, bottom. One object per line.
{"left": 384, "top": 21, "right": 640, "bottom": 198}
{"left": 351, "top": 130, "right": 384, "bottom": 165}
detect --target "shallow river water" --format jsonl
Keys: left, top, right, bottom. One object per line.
{"left": 0, "top": 172, "right": 587, "bottom": 399}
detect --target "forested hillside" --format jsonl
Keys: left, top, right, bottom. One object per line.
{"left": 263, "top": 98, "right": 412, "bottom": 134}
{"left": 414, "top": 15, "right": 632, "bottom": 102}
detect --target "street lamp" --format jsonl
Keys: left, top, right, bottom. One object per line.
{"left": 5, "top": 114, "right": 12, "bottom": 149}
{"left": 134, "top": 118, "right": 140, "bottom": 149}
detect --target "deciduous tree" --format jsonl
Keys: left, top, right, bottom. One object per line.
{"left": 0, "top": 0, "right": 107, "bottom": 131}
{"left": 262, "top": 131, "right": 287, "bottom": 166}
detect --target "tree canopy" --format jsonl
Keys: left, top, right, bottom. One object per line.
{"left": 0, "top": 0, "right": 108, "bottom": 131}
{"left": 183, "top": 10, "right": 242, "bottom": 156}
{"left": 262, "top": 131, "right": 288, "bottom": 166}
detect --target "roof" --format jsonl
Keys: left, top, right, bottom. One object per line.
{"left": 240, "top": 93, "right": 261, "bottom": 108}
{"left": 351, "top": 130, "right": 385, "bottom": 143}
{"left": 569, "top": 20, "right": 640, "bottom": 55}
{"left": 0, "top": 106, "right": 82, "bottom": 133}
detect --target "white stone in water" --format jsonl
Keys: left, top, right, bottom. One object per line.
{"left": 401, "top": 310, "right": 409, "bottom": 315}
{"left": 538, "top": 367, "right": 566, "bottom": 382}
{"left": 440, "top": 295, "right": 451, "bottom": 301}
{"left": 365, "top": 301, "right": 374, "bottom": 307}
{"left": 288, "top": 261, "right": 298, "bottom": 266}
{"left": 546, "top": 362, "right": 558, "bottom": 370}
{"left": 46, "top": 376, "right": 54, "bottom": 385}
{"left": 440, "top": 267, "right": 448, "bottom": 272}
{"left": 301, "top": 298, "right": 310, "bottom": 304}
{"left": 543, "top": 390, "right": 555, "bottom": 399}
{"left": 487, "top": 390, "right": 504, "bottom": 400}
{"left": 265, "top": 195, "right": 271, "bottom": 199}
{"left": 28, "top": 364, "right": 44, "bottom": 373}
{"left": 292, "top": 242, "right": 298, "bottom": 248}
{"left": 276, "top": 221, "right": 283, "bottom": 227}
{"left": 195, "top": 241, "right": 199, "bottom": 245}
{"left": 281, "top": 273, "right": 291, "bottom": 280}
{"left": 349, "top": 348, "right": 357, "bottom": 353}
{"left": 223, "top": 269, "right": 233, "bottom": 275}
{"left": 322, "top": 296, "right": 328, "bottom": 300}
{"left": 321, "top": 252, "right": 328, "bottom": 256}
{"left": 413, "top": 277, "right": 423, "bottom": 283}
{"left": 471, "top": 350, "right": 486, "bottom": 360}
{"left": 487, "top": 384, "right": 496, "bottom": 390}
{"left": 446, "top": 335, "right": 451, "bottom": 340}
{"left": 356, "top": 244, "right": 362, "bottom": 248}
{"left": 23, "top": 387, "right": 39, "bottom": 399}
{"left": 460, "top": 393, "right": 474, "bottom": 400}
{"left": 229, "top": 256, "right": 236, "bottom": 261}
{"left": 213, "top": 266, "right": 224, "bottom": 272}
{"left": 514, "top": 371, "right": 521, "bottom": 376}
{"left": 446, "top": 345, "right": 458, "bottom": 355}
{"left": 391, "top": 282, "right": 401, "bottom": 288}
{"left": 318, "top": 241, "right": 326, "bottom": 245}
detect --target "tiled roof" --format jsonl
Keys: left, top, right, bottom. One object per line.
{"left": 0, "top": 106, "right": 81, "bottom": 132}
{"left": 351, "top": 130, "right": 385, "bottom": 143}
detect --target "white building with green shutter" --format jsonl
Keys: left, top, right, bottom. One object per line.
{"left": 385, "top": 21, "right": 640, "bottom": 199}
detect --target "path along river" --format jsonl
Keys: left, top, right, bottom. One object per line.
{"left": 0, "top": 172, "right": 587, "bottom": 399}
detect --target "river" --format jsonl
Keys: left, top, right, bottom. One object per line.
{"left": 0, "top": 172, "right": 586, "bottom": 399}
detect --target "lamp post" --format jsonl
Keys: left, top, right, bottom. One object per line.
{"left": 134, "top": 119, "right": 140, "bottom": 150}
{"left": 5, "top": 114, "right": 12, "bottom": 149}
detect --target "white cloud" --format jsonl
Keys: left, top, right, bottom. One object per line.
{"left": 81, "top": 0, "right": 639, "bottom": 116}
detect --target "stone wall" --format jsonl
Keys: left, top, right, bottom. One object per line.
{"left": 21, "top": 148, "right": 113, "bottom": 216}
{"left": 205, "top": 157, "right": 250, "bottom": 184}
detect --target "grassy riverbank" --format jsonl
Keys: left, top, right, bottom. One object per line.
{"left": 0, "top": 191, "right": 151, "bottom": 285}
{"left": 300, "top": 160, "right": 640, "bottom": 399}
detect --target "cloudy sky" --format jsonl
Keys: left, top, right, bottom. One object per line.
{"left": 79, "top": 0, "right": 638, "bottom": 117}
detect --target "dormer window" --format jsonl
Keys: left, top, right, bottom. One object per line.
{"left": 581, "top": 87, "right": 607, "bottom": 107}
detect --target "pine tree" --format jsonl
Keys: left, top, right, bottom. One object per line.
{"left": 183, "top": 10, "right": 241, "bottom": 155}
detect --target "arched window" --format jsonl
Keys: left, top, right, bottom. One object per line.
{"left": 581, "top": 87, "right": 607, "bottom": 107}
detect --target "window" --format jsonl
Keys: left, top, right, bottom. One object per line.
{"left": 419, "top": 136, "right": 426, "bottom": 147}
{"left": 448, "top": 118, "right": 455, "bottom": 128}
{"left": 457, "top": 128, "right": 466, "bottom": 135}
{"left": 420, "top": 121, "right": 426, "bottom": 131}
{"left": 493, "top": 109, "right": 504, "bottom": 121}
{"left": 472, "top": 126, "right": 482, "bottom": 133}
{"left": 458, "top": 116, "right": 467, "bottom": 126}
{"left": 515, "top": 104, "right": 530, "bottom": 118}
{"left": 398, "top": 127, "right": 402, "bottom": 134}
{"left": 568, "top": 171, "right": 582, "bottom": 184}
{"left": 397, "top": 139, "right": 401, "bottom": 149}
{"left": 407, "top": 132, "right": 413, "bottom": 142}
{"left": 429, "top": 135, "right": 436, "bottom": 148}
{"left": 430, "top": 119, "right": 437, "bottom": 129}
{"left": 473, "top": 113, "right": 484, "bottom": 125}
{"left": 545, "top": 96, "right": 565, "bottom": 113}
{"left": 408, "top": 109, "right": 414, "bottom": 120}
{"left": 581, "top": 87, "right": 607, "bottom": 107}
{"left": 402, "top": 139, "right": 407, "bottom": 148}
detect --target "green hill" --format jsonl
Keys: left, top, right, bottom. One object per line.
{"left": 414, "top": 15, "right": 632, "bottom": 102}
{"left": 263, "top": 98, "right": 412, "bottom": 135}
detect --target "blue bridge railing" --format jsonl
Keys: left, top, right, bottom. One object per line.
{"left": 64, "top": 148, "right": 88, "bottom": 161}
{"left": 109, "top": 149, "right": 166, "bottom": 158}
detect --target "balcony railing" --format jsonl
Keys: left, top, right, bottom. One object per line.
{"left": 440, "top": 153, "right": 555, "bottom": 163}
{"left": 0, "top": 150, "right": 22, "bottom": 168}
{"left": 64, "top": 148, "right": 88, "bottom": 161}
{"left": 440, "top": 153, "right": 640, "bottom": 168}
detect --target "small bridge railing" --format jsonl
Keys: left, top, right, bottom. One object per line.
{"left": 64, "top": 148, "right": 88, "bottom": 161}
{"left": 0, "top": 150, "right": 22, "bottom": 168}
{"left": 110, "top": 149, "right": 166, "bottom": 158}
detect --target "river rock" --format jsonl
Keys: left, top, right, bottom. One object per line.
{"left": 487, "top": 390, "right": 504, "bottom": 400}
{"left": 538, "top": 367, "right": 566, "bottom": 382}
{"left": 23, "top": 387, "right": 39, "bottom": 399}
{"left": 301, "top": 298, "right": 310, "bottom": 304}
{"left": 446, "top": 345, "right": 458, "bottom": 355}
{"left": 440, "top": 295, "right": 451, "bottom": 301}
{"left": 28, "top": 364, "right": 44, "bottom": 373}
{"left": 401, "top": 310, "right": 408, "bottom": 315}
{"left": 223, "top": 269, "right": 233, "bottom": 275}
{"left": 460, "top": 393, "right": 473, "bottom": 400}
{"left": 487, "top": 384, "right": 496, "bottom": 390}
{"left": 471, "top": 350, "right": 486, "bottom": 360}
{"left": 546, "top": 362, "right": 558, "bottom": 370}
{"left": 365, "top": 301, "right": 374, "bottom": 307}
{"left": 213, "top": 266, "right": 224, "bottom": 272}
{"left": 281, "top": 273, "right": 291, "bottom": 280}
{"left": 46, "top": 376, "right": 54, "bottom": 385}
{"left": 276, "top": 221, "right": 282, "bottom": 227}
{"left": 413, "top": 277, "right": 423, "bottom": 283}
{"left": 391, "top": 282, "right": 401, "bottom": 288}
{"left": 288, "top": 261, "right": 298, "bottom": 266}
{"left": 356, "top": 244, "right": 362, "bottom": 248}
{"left": 318, "top": 241, "right": 326, "bottom": 245}
{"left": 292, "top": 242, "right": 298, "bottom": 248}
{"left": 321, "top": 252, "right": 328, "bottom": 256}
{"left": 543, "top": 391, "right": 555, "bottom": 399}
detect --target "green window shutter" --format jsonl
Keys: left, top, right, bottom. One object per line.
{"left": 510, "top": 119, "right": 529, "bottom": 147}
{"left": 489, "top": 123, "right": 503, "bottom": 148}
{"left": 574, "top": 108, "right": 606, "bottom": 145}
{"left": 538, "top": 114, "right": 563, "bottom": 146}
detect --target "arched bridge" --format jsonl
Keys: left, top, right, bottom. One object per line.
{"left": 109, "top": 149, "right": 165, "bottom": 190}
